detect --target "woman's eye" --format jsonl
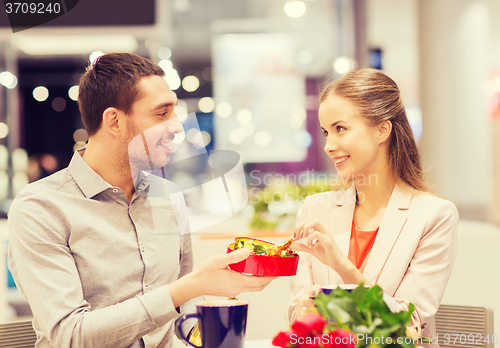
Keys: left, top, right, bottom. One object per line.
{"left": 158, "top": 112, "right": 167, "bottom": 116}
{"left": 322, "top": 130, "right": 328, "bottom": 137}
{"left": 337, "top": 126, "right": 345, "bottom": 132}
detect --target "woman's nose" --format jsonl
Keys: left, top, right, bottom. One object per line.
{"left": 324, "top": 137, "right": 338, "bottom": 153}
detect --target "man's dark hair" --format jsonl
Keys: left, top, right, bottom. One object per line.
{"left": 78, "top": 52, "right": 165, "bottom": 136}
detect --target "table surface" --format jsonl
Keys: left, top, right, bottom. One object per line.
{"left": 245, "top": 339, "right": 273, "bottom": 348}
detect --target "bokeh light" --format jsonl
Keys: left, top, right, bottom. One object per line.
{"left": 254, "top": 131, "right": 273, "bottom": 146}
{"left": 73, "top": 128, "right": 88, "bottom": 143}
{"left": 293, "top": 130, "right": 312, "bottom": 148}
{"left": 333, "top": 56, "right": 356, "bottom": 74}
{"left": 52, "top": 97, "right": 67, "bottom": 112}
{"left": 12, "top": 148, "right": 28, "bottom": 173}
{"left": 182, "top": 75, "right": 200, "bottom": 92}
{"left": 33, "top": 86, "right": 49, "bottom": 102}
{"left": 68, "top": 85, "right": 79, "bottom": 101}
{"left": 89, "top": 51, "right": 104, "bottom": 64}
{"left": 0, "top": 71, "right": 18, "bottom": 89}
{"left": 0, "top": 123, "right": 9, "bottom": 139}
{"left": 229, "top": 129, "right": 245, "bottom": 144}
{"left": 186, "top": 128, "right": 200, "bottom": 143}
{"left": 172, "top": 131, "right": 186, "bottom": 144}
{"left": 239, "top": 122, "right": 254, "bottom": 137}
{"left": 0, "top": 170, "right": 8, "bottom": 201}
{"left": 73, "top": 141, "right": 87, "bottom": 152}
{"left": 13, "top": 172, "right": 29, "bottom": 196}
{"left": 198, "top": 97, "right": 215, "bottom": 113}
{"left": 0, "top": 145, "right": 8, "bottom": 171}
{"left": 158, "top": 59, "right": 173, "bottom": 71}
{"left": 236, "top": 109, "right": 252, "bottom": 124}
{"left": 216, "top": 102, "right": 232, "bottom": 118}
{"left": 164, "top": 69, "right": 181, "bottom": 90}
{"left": 158, "top": 47, "right": 172, "bottom": 60}
{"left": 284, "top": 1, "right": 306, "bottom": 18}
{"left": 192, "top": 131, "right": 211, "bottom": 149}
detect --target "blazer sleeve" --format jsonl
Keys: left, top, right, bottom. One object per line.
{"left": 381, "top": 199, "right": 459, "bottom": 334}
{"left": 288, "top": 195, "right": 315, "bottom": 322}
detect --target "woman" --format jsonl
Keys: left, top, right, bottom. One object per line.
{"left": 289, "top": 68, "right": 458, "bottom": 343}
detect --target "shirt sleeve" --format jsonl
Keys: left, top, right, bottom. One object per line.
{"left": 8, "top": 192, "right": 181, "bottom": 348}
{"left": 175, "top": 220, "right": 204, "bottom": 339}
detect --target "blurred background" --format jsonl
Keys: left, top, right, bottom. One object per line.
{"left": 1, "top": 0, "right": 500, "bottom": 342}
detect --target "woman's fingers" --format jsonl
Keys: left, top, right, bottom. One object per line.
{"left": 294, "top": 219, "right": 326, "bottom": 239}
{"left": 309, "top": 284, "right": 322, "bottom": 297}
{"left": 290, "top": 241, "right": 310, "bottom": 253}
{"left": 294, "top": 220, "right": 309, "bottom": 239}
{"left": 307, "top": 230, "right": 331, "bottom": 247}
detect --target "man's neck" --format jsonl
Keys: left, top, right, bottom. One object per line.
{"left": 82, "top": 139, "right": 136, "bottom": 201}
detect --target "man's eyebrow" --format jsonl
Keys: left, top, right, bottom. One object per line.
{"left": 152, "top": 100, "right": 179, "bottom": 110}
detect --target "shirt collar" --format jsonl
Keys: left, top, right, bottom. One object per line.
{"left": 67, "top": 149, "right": 112, "bottom": 199}
{"left": 134, "top": 170, "right": 152, "bottom": 193}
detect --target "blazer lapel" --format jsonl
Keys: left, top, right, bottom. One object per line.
{"left": 362, "top": 185, "right": 412, "bottom": 285}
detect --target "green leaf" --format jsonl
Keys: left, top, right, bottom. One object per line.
{"left": 326, "top": 300, "right": 353, "bottom": 324}
{"left": 401, "top": 338, "right": 416, "bottom": 348}
{"left": 312, "top": 284, "right": 418, "bottom": 348}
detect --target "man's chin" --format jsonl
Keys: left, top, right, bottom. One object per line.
{"left": 129, "top": 158, "right": 169, "bottom": 174}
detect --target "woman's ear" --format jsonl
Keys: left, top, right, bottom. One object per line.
{"left": 378, "top": 120, "right": 392, "bottom": 144}
{"left": 102, "top": 107, "right": 122, "bottom": 137}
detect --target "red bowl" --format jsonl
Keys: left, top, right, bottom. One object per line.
{"left": 227, "top": 237, "right": 299, "bottom": 276}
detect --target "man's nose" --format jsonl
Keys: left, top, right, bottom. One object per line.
{"left": 167, "top": 116, "right": 183, "bottom": 134}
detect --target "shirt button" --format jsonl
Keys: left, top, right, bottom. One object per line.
{"left": 112, "top": 188, "right": 119, "bottom": 193}
{"left": 141, "top": 246, "right": 145, "bottom": 253}
{"left": 145, "top": 285, "right": 149, "bottom": 292}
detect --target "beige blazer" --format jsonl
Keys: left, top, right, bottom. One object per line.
{"left": 289, "top": 184, "right": 459, "bottom": 342}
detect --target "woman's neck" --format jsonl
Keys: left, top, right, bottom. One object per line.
{"left": 353, "top": 160, "right": 396, "bottom": 215}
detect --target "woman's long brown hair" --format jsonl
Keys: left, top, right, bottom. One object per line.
{"left": 320, "top": 68, "right": 430, "bottom": 193}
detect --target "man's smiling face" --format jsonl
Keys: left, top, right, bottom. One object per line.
{"left": 126, "top": 75, "right": 183, "bottom": 174}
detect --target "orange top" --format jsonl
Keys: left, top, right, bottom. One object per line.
{"left": 347, "top": 220, "right": 379, "bottom": 273}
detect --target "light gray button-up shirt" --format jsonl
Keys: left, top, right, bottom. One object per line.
{"left": 8, "top": 150, "right": 199, "bottom": 348}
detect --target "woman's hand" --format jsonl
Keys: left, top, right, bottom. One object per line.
{"left": 293, "top": 284, "right": 322, "bottom": 322}
{"left": 291, "top": 218, "right": 347, "bottom": 271}
{"left": 291, "top": 219, "right": 369, "bottom": 285}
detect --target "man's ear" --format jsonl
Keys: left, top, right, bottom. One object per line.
{"left": 378, "top": 120, "right": 392, "bottom": 144}
{"left": 101, "top": 107, "right": 122, "bottom": 137}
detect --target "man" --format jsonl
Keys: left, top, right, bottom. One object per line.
{"left": 8, "top": 53, "right": 273, "bottom": 348}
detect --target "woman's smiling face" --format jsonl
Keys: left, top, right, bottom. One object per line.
{"left": 318, "top": 94, "right": 382, "bottom": 179}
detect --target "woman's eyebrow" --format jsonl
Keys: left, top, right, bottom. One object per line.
{"left": 330, "top": 120, "right": 346, "bottom": 127}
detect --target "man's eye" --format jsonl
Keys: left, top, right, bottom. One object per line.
{"left": 322, "top": 130, "right": 328, "bottom": 137}
{"left": 158, "top": 112, "right": 167, "bottom": 116}
{"left": 337, "top": 126, "right": 345, "bottom": 132}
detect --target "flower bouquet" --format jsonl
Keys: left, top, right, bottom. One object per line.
{"left": 273, "top": 284, "right": 424, "bottom": 348}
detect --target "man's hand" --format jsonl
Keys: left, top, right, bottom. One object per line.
{"left": 169, "top": 249, "right": 276, "bottom": 307}
{"left": 194, "top": 249, "right": 276, "bottom": 298}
